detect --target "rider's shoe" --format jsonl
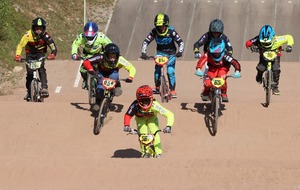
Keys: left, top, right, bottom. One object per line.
{"left": 221, "top": 93, "right": 229, "bottom": 102}
{"left": 82, "top": 80, "right": 88, "bottom": 90}
{"left": 142, "top": 153, "right": 151, "bottom": 158}
{"left": 155, "top": 154, "right": 162, "bottom": 158}
{"left": 169, "top": 90, "right": 177, "bottom": 98}
{"left": 40, "top": 88, "right": 49, "bottom": 98}
{"left": 24, "top": 92, "right": 31, "bottom": 101}
{"left": 152, "top": 86, "right": 160, "bottom": 94}
{"left": 272, "top": 86, "right": 280, "bottom": 95}
{"left": 201, "top": 92, "right": 209, "bottom": 101}
{"left": 256, "top": 74, "right": 262, "bottom": 84}
{"left": 114, "top": 87, "right": 123, "bottom": 97}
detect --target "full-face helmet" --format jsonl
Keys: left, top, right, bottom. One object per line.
{"left": 154, "top": 13, "right": 169, "bottom": 36}
{"left": 136, "top": 85, "right": 154, "bottom": 111}
{"left": 83, "top": 22, "right": 98, "bottom": 45}
{"left": 209, "top": 19, "right": 224, "bottom": 37}
{"left": 259, "top": 25, "right": 275, "bottom": 49}
{"left": 32, "top": 17, "right": 46, "bottom": 38}
{"left": 209, "top": 38, "right": 226, "bottom": 62}
{"left": 104, "top": 43, "right": 120, "bottom": 67}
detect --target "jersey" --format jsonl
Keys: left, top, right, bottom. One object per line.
{"left": 246, "top": 34, "right": 294, "bottom": 52}
{"left": 83, "top": 54, "right": 136, "bottom": 79}
{"left": 16, "top": 30, "right": 57, "bottom": 56}
{"left": 196, "top": 53, "right": 241, "bottom": 72}
{"left": 71, "top": 32, "right": 112, "bottom": 58}
{"left": 124, "top": 99, "right": 174, "bottom": 127}
{"left": 193, "top": 32, "right": 233, "bottom": 55}
{"left": 141, "top": 26, "right": 184, "bottom": 55}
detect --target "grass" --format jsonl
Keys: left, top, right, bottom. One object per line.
{"left": 0, "top": 0, "right": 115, "bottom": 95}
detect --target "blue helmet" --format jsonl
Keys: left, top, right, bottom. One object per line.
{"left": 259, "top": 25, "right": 275, "bottom": 49}
{"left": 83, "top": 22, "right": 98, "bottom": 45}
{"left": 209, "top": 38, "right": 225, "bottom": 62}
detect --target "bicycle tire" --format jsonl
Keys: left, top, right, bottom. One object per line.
{"left": 265, "top": 70, "right": 272, "bottom": 107}
{"left": 212, "top": 95, "right": 220, "bottom": 135}
{"left": 94, "top": 97, "right": 110, "bottom": 135}
{"left": 87, "top": 74, "right": 96, "bottom": 105}
{"left": 160, "top": 75, "right": 169, "bottom": 103}
{"left": 30, "top": 79, "right": 39, "bottom": 102}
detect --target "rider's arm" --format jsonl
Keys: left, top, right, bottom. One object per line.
{"left": 152, "top": 100, "right": 174, "bottom": 127}
{"left": 117, "top": 56, "right": 136, "bottom": 79}
{"left": 172, "top": 29, "right": 184, "bottom": 54}
{"left": 71, "top": 34, "right": 84, "bottom": 55}
{"left": 44, "top": 32, "right": 57, "bottom": 56}
{"left": 124, "top": 101, "right": 138, "bottom": 126}
{"left": 224, "top": 54, "right": 241, "bottom": 72}
{"left": 273, "top": 34, "right": 294, "bottom": 48}
{"left": 141, "top": 29, "right": 155, "bottom": 54}
{"left": 221, "top": 34, "right": 233, "bottom": 55}
{"left": 83, "top": 54, "right": 103, "bottom": 71}
{"left": 16, "top": 30, "right": 31, "bottom": 56}
{"left": 245, "top": 36, "right": 259, "bottom": 48}
{"left": 193, "top": 33, "right": 209, "bottom": 53}
{"left": 196, "top": 53, "right": 208, "bottom": 70}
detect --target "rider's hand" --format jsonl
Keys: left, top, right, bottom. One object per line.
{"left": 47, "top": 54, "right": 55, "bottom": 60}
{"left": 140, "top": 53, "right": 148, "bottom": 60}
{"left": 123, "top": 126, "right": 131, "bottom": 132}
{"left": 232, "top": 71, "right": 241, "bottom": 78}
{"left": 125, "top": 77, "right": 133, "bottom": 83}
{"left": 250, "top": 45, "right": 259, "bottom": 52}
{"left": 163, "top": 126, "right": 171, "bottom": 133}
{"left": 194, "top": 52, "right": 201, "bottom": 59}
{"left": 72, "top": 53, "right": 79, "bottom": 60}
{"left": 175, "top": 52, "right": 183, "bottom": 58}
{"left": 195, "top": 69, "right": 204, "bottom": 77}
{"left": 286, "top": 45, "right": 292, "bottom": 53}
{"left": 14, "top": 55, "right": 21, "bottom": 62}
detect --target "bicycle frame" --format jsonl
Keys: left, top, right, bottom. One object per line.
{"left": 87, "top": 73, "right": 97, "bottom": 104}
{"left": 130, "top": 129, "right": 162, "bottom": 158}
{"left": 154, "top": 56, "right": 171, "bottom": 103}
{"left": 22, "top": 58, "right": 46, "bottom": 102}
{"left": 94, "top": 77, "right": 117, "bottom": 135}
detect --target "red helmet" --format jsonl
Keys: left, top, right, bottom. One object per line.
{"left": 136, "top": 85, "right": 153, "bottom": 111}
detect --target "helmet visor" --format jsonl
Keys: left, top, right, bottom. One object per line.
{"left": 138, "top": 98, "right": 152, "bottom": 109}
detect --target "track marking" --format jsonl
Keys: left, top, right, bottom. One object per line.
{"left": 55, "top": 86, "right": 62, "bottom": 93}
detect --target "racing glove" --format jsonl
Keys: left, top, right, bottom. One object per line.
{"left": 125, "top": 77, "right": 133, "bottom": 83}
{"left": 195, "top": 69, "right": 204, "bottom": 77}
{"left": 163, "top": 126, "right": 171, "bottom": 133}
{"left": 48, "top": 54, "right": 55, "bottom": 60}
{"left": 175, "top": 52, "right": 183, "bottom": 58}
{"left": 72, "top": 53, "right": 79, "bottom": 60}
{"left": 140, "top": 53, "right": 148, "bottom": 60}
{"left": 232, "top": 71, "right": 241, "bottom": 78}
{"left": 286, "top": 45, "right": 292, "bottom": 53}
{"left": 123, "top": 126, "right": 131, "bottom": 132}
{"left": 14, "top": 55, "right": 21, "bottom": 62}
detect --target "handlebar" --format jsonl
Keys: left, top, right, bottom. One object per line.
{"left": 127, "top": 128, "right": 162, "bottom": 136}
{"left": 20, "top": 57, "right": 47, "bottom": 62}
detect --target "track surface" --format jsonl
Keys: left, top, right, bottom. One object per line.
{"left": 1, "top": 0, "right": 300, "bottom": 189}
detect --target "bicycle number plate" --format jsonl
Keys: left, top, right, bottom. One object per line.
{"left": 139, "top": 134, "right": 154, "bottom": 145}
{"left": 263, "top": 51, "right": 277, "bottom": 61}
{"left": 212, "top": 78, "right": 225, "bottom": 88}
{"left": 102, "top": 78, "right": 117, "bottom": 90}
{"left": 28, "top": 61, "right": 42, "bottom": 70}
{"left": 154, "top": 56, "right": 168, "bottom": 66}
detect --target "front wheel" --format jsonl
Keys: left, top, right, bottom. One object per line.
{"left": 94, "top": 98, "right": 110, "bottom": 135}
{"left": 212, "top": 95, "right": 220, "bottom": 135}
{"left": 264, "top": 70, "right": 272, "bottom": 107}
{"left": 30, "top": 79, "right": 43, "bottom": 102}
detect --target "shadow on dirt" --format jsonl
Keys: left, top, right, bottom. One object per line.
{"left": 70, "top": 102, "right": 90, "bottom": 111}
{"left": 180, "top": 102, "right": 228, "bottom": 136}
{"left": 112, "top": 148, "right": 141, "bottom": 158}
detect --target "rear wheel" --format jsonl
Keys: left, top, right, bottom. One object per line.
{"left": 160, "top": 75, "right": 169, "bottom": 103}
{"left": 94, "top": 98, "right": 110, "bottom": 135}
{"left": 87, "top": 74, "right": 96, "bottom": 104}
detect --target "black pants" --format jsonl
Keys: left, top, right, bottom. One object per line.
{"left": 25, "top": 53, "right": 48, "bottom": 90}
{"left": 256, "top": 55, "right": 281, "bottom": 86}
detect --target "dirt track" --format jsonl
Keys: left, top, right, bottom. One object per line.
{"left": 1, "top": 0, "right": 300, "bottom": 189}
